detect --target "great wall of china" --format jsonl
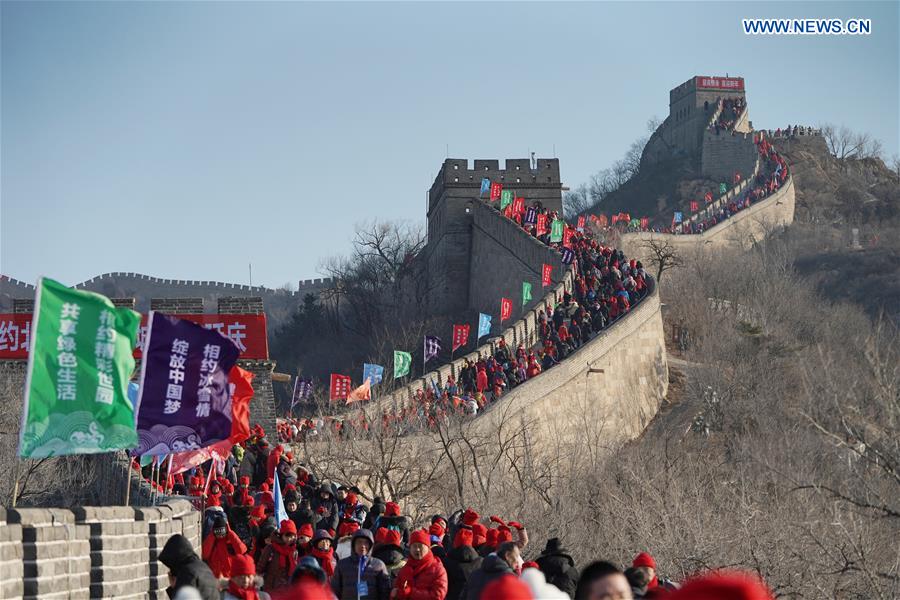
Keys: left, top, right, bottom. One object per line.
{"left": 0, "top": 75, "right": 798, "bottom": 599}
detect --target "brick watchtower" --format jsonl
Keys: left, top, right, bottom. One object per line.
{"left": 424, "top": 158, "right": 563, "bottom": 316}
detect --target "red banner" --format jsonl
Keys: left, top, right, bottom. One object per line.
{"left": 695, "top": 76, "right": 744, "bottom": 91}
{"left": 452, "top": 324, "right": 470, "bottom": 352}
{"left": 513, "top": 197, "right": 525, "bottom": 215}
{"left": 563, "top": 227, "right": 575, "bottom": 248}
{"left": 690, "top": 201, "right": 699, "bottom": 212}
{"left": 490, "top": 183, "right": 502, "bottom": 201}
{"left": 542, "top": 264, "right": 553, "bottom": 288}
{"left": 536, "top": 213, "right": 548, "bottom": 236}
{"left": 329, "top": 374, "right": 352, "bottom": 401}
{"left": 640, "top": 217, "right": 650, "bottom": 230}
{"left": 0, "top": 312, "right": 269, "bottom": 360}
{"left": 597, "top": 214, "right": 608, "bottom": 227}
{"left": 704, "top": 191, "right": 713, "bottom": 203}
{"left": 500, "top": 298, "right": 512, "bottom": 322}
{"left": 576, "top": 215, "right": 586, "bottom": 230}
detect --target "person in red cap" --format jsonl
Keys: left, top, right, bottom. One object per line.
{"left": 202, "top": 514, "right": 248, "bottom": 579}
{"left": 224, "top": 554, "right": 271, "bottom": 600}
{"left": 256, "top": 520, "right": 299, "bottom": 591}
{"left": 373, "top": 528, "right": 407, "bottom": 581}
{"left": 428, "top": 522, "right": 447, "bottom": 559}
{"left": 376, "top": 501, "right": 410, "bottom": 547}
{"left": 442, "top": 527, "right": 482, "bottom": 600}
{"left": 479, "top": 574, "right": 533, "bottom": 600}
{"left": 667, "top": 571, "right": 773, "bottom": 600}
{"left": 392, "top": 529, "right": 448, "bottom": 600}
{"left": 297, "top": 523, "right": 314, "bottom": 557}
{"left": 631, "top": 552, "right": 676, "bottom": 591}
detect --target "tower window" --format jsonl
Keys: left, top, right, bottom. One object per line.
{"left": 453, "top": 164, "right": 458, "bottom": 170}
{"left": 516, "top": 178, "right": 521, "bottom": 183}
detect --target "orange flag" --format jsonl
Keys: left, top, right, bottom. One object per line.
{"left": 346, "top": 378, "right": 372, "bottom": 404}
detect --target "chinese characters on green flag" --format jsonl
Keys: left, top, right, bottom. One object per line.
{"left": 19, "top": 277, "right": 141, "bottom": 458}
{"left": 500, "top": 189, "right": 513, "bottom": 210}
{"left": 393, "top": 350, "right": 412, "bottom": 378}
{"left": 719, "top": 182, "right": 727, "bottom": 195}
{"left": 522, "top": 282, "right": 532, "bottom": 306}
{"left": 550, "top": 219, "right": 565, "bottom": 243}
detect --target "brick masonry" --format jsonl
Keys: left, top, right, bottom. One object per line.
{"left": 0, "top": 500, "right": 199, "bottom": 600}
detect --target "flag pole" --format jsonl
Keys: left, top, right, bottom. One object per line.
{"left": 123, "top": 455, "right": 132, "bottom": 507}
{"left": 11, "top": 458, "right": 22, "bottom": 508}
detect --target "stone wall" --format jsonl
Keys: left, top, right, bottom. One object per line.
{"left": 701, "top": 129, "right": 759, "bottom": 181}
{"left": 619, "top": 174, "right": 796, "bottom": 265}
{"left": 0, "top": 500, "right": 199, "bottom": 600}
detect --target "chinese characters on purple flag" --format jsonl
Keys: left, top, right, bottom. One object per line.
{"left": 135, "top": 313, "right": 240, "bottom": 456}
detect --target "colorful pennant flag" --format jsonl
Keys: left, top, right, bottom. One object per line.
{"left": 500, "top": 189, "right": 513, "bottom": 209}
{"left": 19, "top": 278, "right": 141, "bottom": 458}
{"left": 550, "top": 219, "right": 564, "bottom": 243}
{"left": 705, "top": 191, "right": 713, "bottom": 203}
{"left": 291, "top": 376, "right": 312, "bottom": 410}
{"left": 561, "top": 248, "right": 575, "bottom": 265}
{"left": 536, "top": 213, "right": 548, "bottom": 236}
{"left": 451, "top": 324, "right": 470, "bottom": 352}
{"left": 522, "top": 282, "right": 533, "bottom": 306}
{"left": 273, "top": 466, "right": 289, "bottom": 525}
{"left": 362, "top": 363, "right": 384, "bottom": 387}
{"left": 576, "top": 215, "right": 586, "bottom": 231}
{"left": 329, "top": 374, "right": 352, "bottom": 401}
{"left": 490, "top": 183, "right": 502, "bottom": 201}
{"left": 525, "top": 207, "right": 537, "bottom": 225}
{"left": 394, "top": 351, "right": 412, "bottom": 378}
{"left": 347, "top": 378, "right": 372, "bottom": 404}
{"left": 563, "top": 226, "right": 575, "bottom": 247}
{"left": 542, "top": 264, "right": 553, "bottom": 287}
{"left": 480, "top": 178, "right": 491, "bottom": 196}
{"left": 135, "top": 312, "right": 241, "bottom": 456}
{"left": 477, "top": 313, "right": 492, "bottom": 338}
{"left": 719, "top": 182, "right": 727, "bottom": 195}
{"left": 513, "top": 197, "right": 525, "bottom": 215}
{"left": 500, "top": 298, "right": 512, "bottom": 322}
{"left": 690, "top": 201, "right": 699, "bottom": 212}
{"left": 674, "top": 211, "right": 684, "bottom": 224}
{"left": 424, "top": 335, "right": 442, "bottom": 364}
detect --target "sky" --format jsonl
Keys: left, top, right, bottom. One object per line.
{"left": 2, "top": 1, "right": 898, "bottom": 289}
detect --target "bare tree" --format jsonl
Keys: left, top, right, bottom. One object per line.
{"left": 642, "top": 237, "right": 683, "bottom": 282}
{"left": 821, "top": 124, "right": 884, "bottom": 162}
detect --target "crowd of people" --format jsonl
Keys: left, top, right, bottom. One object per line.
{"left": 155, "top": 431, "right": 776, "bottom": 600}
{"left": 708, "top": 97, "right": 747, "bottom": 134}
{"left": 271, "top": 199, "right": 653, "bottom": 442}
{"left": 672, "top": 132, "right": 790, "bottom": 236}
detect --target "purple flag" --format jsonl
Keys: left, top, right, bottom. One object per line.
{"left": 561, "top": 247, "right": 575, "bottom": 265}
{"left": 525, "top": 207, "right": 537, "bottom": 225}
{"left": 424, "top": 335, "right": 442, "bottom": 364}
{"left": 135, "top": 313, "right": 240, "bottom": 456}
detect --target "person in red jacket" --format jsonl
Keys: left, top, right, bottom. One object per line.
{"left": 202, "top": 515, "right": 248, "bottom": 579}
{"left": 392, "top": 529, "right": 448, "bottom": 600}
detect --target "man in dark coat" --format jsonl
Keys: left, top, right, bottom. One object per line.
{"left": 158, "top": 534, "right": 220, "bottom": 600}
{"left": 331, "top": 529, "right": 391, "bottom": 600}
{"left": 462, "top": 542, "right": 519, "bottom": 600}
{"left": 311, "top": 483, "right": 340, "bottom": 533}
{"left": 441, "top": 528, "right": 482, "bottom": 600}
{"left": 535, "top": 537, "right": 579, "bottom": 598}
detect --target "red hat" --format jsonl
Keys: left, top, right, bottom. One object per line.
{"left": 632, "top": 552, "right": 656, "bottom": 570}
{"left": 243, "top": 496, "right": 255, "bottom": 507}
{"left": 496, "top": 526, "right": 513, "bottom": 544}
{"left": 259, "top": 483, "right": 270, "bottom": 492}
{"left": 345, "top": 493, "right": 358, "bottom": 506}
{"left": 280, "top": 520, "right": 298, "bottom": 536}
{"left": 485, "top": 529, "right": 499, "bottom": 547}
{"left": 250, "top": 505, "right": 266, "bottom": 519}
{"left": 472, "top": 523, "right": 488, "bottom": 546}
{"left": 384, "top": 502, "right": 401, "bottom": 517}
{"left": 480, "top": 574, "right": 533, "bottom": 600}
{"left": 384, "top": 529, "right": 402, "bottom": 547}
{"left": 669, "top": 572, "right": 774, "bottom": 600}
{"left": 230, "top": 554, "right": 256, "bottom": 577}
{"left": 522, "top": 561, "right": 539, "bottom": 570}
{"left": 461, "top": 509, "right": 480, "bottom": 527}
{"left": 337, "top": 521, "right": 360, "bottom": 538}
{"left": 489, "top": 515, "right": 506, "bottom": 526}
{"left": 409, "top": 529, "right": 431, "bottom": 547}
{"left": 299, "top": 523, "right": 314, "bottom": 538}
{"left": 453, "top": 528, "right": 473, "bottom": 549}
{"left": 239, "top": 476, "right": 250, "bottom": 486}
{"left": 429, "top": 522, "right": 445, "bottom": 539}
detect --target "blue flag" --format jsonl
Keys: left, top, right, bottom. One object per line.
{"left": 674, "top": 211, "right": 683, "bottom": 224}
{"left": 525, "top": 206, "right": 537, "bottom": 225}
{"left": 561, "top": 248, "right": 575, "bottom": 265}
{"left": 273, "top": 468, "right": 288, "bottom": 526}
{"left": 478, "top": 313, "right": 492, "bottom": 338}
{"left": 362, "top": 363, "right": 384, "bottom": 387}
{"left": 480, "top": 178, "right": 491, "bottom": 196}
{"left": 430, "top": 378, "right": 441, "bottom": 397}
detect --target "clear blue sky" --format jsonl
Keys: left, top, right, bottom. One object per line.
{"left": 3, "top": 1, "right": 897, "bottom": 289}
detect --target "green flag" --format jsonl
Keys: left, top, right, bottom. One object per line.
{"left": 393, "top": 350, "right": 412, "bottom": 378}
{"left": 500, "top": 189, "right": 513, "bottom": 209}
{"left": 719, "top": 182, "right": 727, "bottom": 195}
{"left": 19, "top": 277, "right": 141, "bottom": 458}
{"left": 550, "top": 219, "right": 565, "bottom": 243}
{"left": 522, "top": 282, "right": 532, "bottom": 306}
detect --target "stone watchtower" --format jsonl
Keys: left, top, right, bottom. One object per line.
{"left": 425, "top": 158, "right": 563, "bottom": 316}
{"left": 642, "top": 75, "right": 749, "bottom": 167}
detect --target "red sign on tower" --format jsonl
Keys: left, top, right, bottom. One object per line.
{"left": 500, "top": 298, "right": 512, "bottom": 322}
{"left": 542, "top": 264, "right": 553, "bottom": 287}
